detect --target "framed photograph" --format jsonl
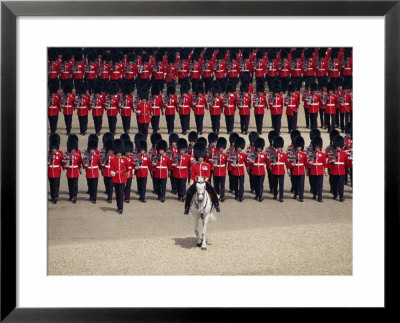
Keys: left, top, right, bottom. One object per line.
{"left": 1, "top": 0, "right": 398, "bottom": 321}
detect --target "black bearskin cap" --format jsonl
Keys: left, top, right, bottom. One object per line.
{"left": 104, "top": 139, "right": 114, "bottom": 152}
{"left": 167, "top": 85, "right": 176, "bottom": 96}
{"left": 150, "top": 133, "right": 162, "bottom": 146}
{"left": 88, "top": 134, "right": 98, "bottom": 148}
{"left": 169, "top": 132, "right": 179, "bottom": 145}
{"left": 113, "top": 139, "right": 124, "bottom": 154}
{"left": 216, "top": 51, "right": 225, "bottom": 60}
{"left": 197, "top": 82, "right": 205, "bottom": 94}
{"left": 290, "top": 130, "right": 301, "bottom": 143}
{"left": 294, "top": 136, "right": 305, "bottom": 149}
{"left": 198, "top": 137, "right": 207, "bottom": 146}
{"left": 134, "top": 133, "right": 145, "bottom": 147}
{"left": 310, "top": 129, "right": 321, "bottom": 140}
{"left": 288, "top": 84, "right": 296, "bottom": 93}
{"left": 155, "top": 51, "right": 163, "bottom": 62}
{"left": 208, "top": 132, "right": 218, "bottom": 145}
{"left": 121, "top": 81, "right": 131, "bottom": 96}
{"left": 254, "top": 137, "right": 265, "bottom": 149}
{"left": 273, "top": 136, "right": 284, "bottom": 148}
{"left": 229, "top": 132, "right": 239, "bottom": 144}
{"left": 137, "top": 140, "right": 147, "bottom": 152}
{"left": 343, "top": 79, "right": 352, "bottom": 90}
{"left": 234, "top": 137, "right": 246, "bottom": 150}
{"left": 304, "top": 48, "right": 313, "bottom": 59}
{"left": 108, "top": 81, "right": 120, "bottom": 95}
{"left": 331, "top": 48, "right": 339, "bottom": 59}
{"left": 180, "top": 82, "right": 190, "bottom": 95}
{"left": 151, "top": 85, "right": 160, "bottom": 96}
{"left": 240, "top": 83, "right": 249, "bottom": 93}
{"left": 327, "top": 81, "right": 336, "bottom": 92}
{"left": 248, "top": 131, "right": 259, "bottom": 145}
{"left": 120, "top": 133, "right": 131, "bottom": 144}
{"left": 177, "top": 138, "right": 188, "bottom": 150}
{"left": 336, "top": 77, "right": 344, "bottom": 87}
{"left": 67, "top": 134, "right": 78, "bottom": 152}
{"left": 62, "top": 82, "right": 73, "bottom": 94}
{"left": 48, "top": 79, "right": 59, "bottom": 94}
{"left": 88, "top": 139, "right": 98, "bottom": 151}
{"left": 226, "top": 81, "right": 235, "bottom": 93}
{"left": 156, "top": 139, "right": 168, "bottom": 152}
{"left": 311, "top": 82, "right": 318, "bottom": 92}
{"left": 216, "top": 137, "right": 227, "bottom": 149}
{"left": 212, "top": 80, "right": 221, "bottom": 94}
{"left": 193, "top": 142, "right": 207, "bottom": 160}
{"left": 268, "top": 130, "right": 279, "bottom": 145}
{"left": 102, "top": 132, "right": 114, "bottom": 145}
{"left": 318, "top": 77, "right": 328, "bottom": 89}
{"left": 329, "top": 130, "right": 340, "bottom": 142}
{"left": 138, "top": 88, "right": 149, "bottom": 100}
{"left": 333, "top": 135, "right": 345, "bottom": 148}
{"left": 256, "top": 82, "right": 265, "bottom": 93}
{"left": 49, "top": 133, "right": 60, "bottom": 148}
{"left": 124, "top": 140, "right": 133, "bottom": 153}
{"left": 344, "top": 48, "right": 352, "bottom": 58}
{"left": 271, "top": 81, "right": 281, "bottom": 93}
{"left": 188, "top": 131, "right": 198, "bottom": 143}
{"left": 345, "top": 122, "right": 352, "bottom": 135}
{"left": 311, "top": 136, "right": 323, "bottom": 148}
{"left": 318, "top": 48, "right": 327, "bottom": 58}
{"left": 50, "top": 137, "right": 59, "bottom": 150}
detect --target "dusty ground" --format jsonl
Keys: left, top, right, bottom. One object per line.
{"left": 48, "top": 86, "right": 352, "bottom": 275}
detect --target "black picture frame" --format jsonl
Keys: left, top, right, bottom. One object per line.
{"left": 1, "top": 1, "right": 398, "bottom": 321}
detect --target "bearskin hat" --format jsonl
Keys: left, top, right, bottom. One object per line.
{"left": 112, "top": 139, "right": 124, "bottom": 154}
{"left": 327, "top": 81, "right": 336, "bottom": 92}
{"left": 242, "top": 49, "right": 250, "bottom": 60}
{"left": 310, "top": 82, "right": 318, "bottom": 92}
{"left": 240, "top": 83, "right": 249, "bottom": 93}
{"left": 49, "top": 133, "right": 60, "bottom": 148}
{"left": 167, "top": 84, "right": 176, "bottom": 96}
{"left": 150, "top": 133, "right": 162, "bottom": 146}
{"left": 88, "top": 133, "right": 99, "bottom": 147}
{"left": 281, "top": 49, "right": 289, "bottom": 60}
{"left": 226, "top": 81, "right": 235, "bottom": 93}
{"left": 127, "top": 54, "right": 136, "bottom": 62}
{"left": 318, "top": 48, "right": 327, "bottom": 58}
{"left": 104, "top": 139, "right": 114, "bottom": 152}
{"left": 271, "top": 81, "right": 281, "bottom": 94}
{"left": 229, "top": 132, "right": 239, "bottom": 145}
{"left": 49, "top": 137, "right": 59, "bottom": 150}
{"left": 76, "top": 83, "right": 87, "bottom": 95}
{"left": 333, "top": 135, "right": 344, "bottom": 148}
{"left": 121, "top": 81, "right": 131, "bottom": 96}
{"left": 138, "top": 88, "right": 149, "bottom": 100}
{"left": 216, "top": 137, "right": 227, "bottom": 149}
{"left": 273, "top": 136, "right": 284, "bottom": 148}
{"left": 62, "top": 49, "right": 73, "bottom": 62}
{"left": 88, "top": 139, "right": 98, "bottom": 151}
{"left": 268, "top": 130, "right": 279, "bottom": 145}
{"left": 292, "top": 49, "right": 301, "bottom": 59}
{"left": 108, "top": 81, "right": 120, "bottom": 95}
{"left": 48, "top": 48, "right": 58, "bottom": 62}
{"left": 241, "top": 72, "right": 252, "bottom": 85}
{"left": 294, "top": 136, "right": 305, "bottom": 150}
{"left": 192, "top": 50, "right": 201, "bottom": 62}
{"left": 304, "top": 48, "right": 313, "bottom": 59}
{"left": 256, "top": 82, "right": 265, "bottom": 93}
{"left": 254, "top": 137, "right": 265, "bottom": 149}
{"left": 343, "top": 79, "right": 352, "bottom": 90}
{"left": 256, "top": 49, "right": 264, "bottom": 60}
{"left": 230, "top": 51, "right": 237, "bottom": 61}
{"left": 216, "top": 50, "right": 225, "bottom": 60}
{"left": 197, "top": 81, "right": 205, "bottom": 94}
{"left": 208, "top": 132, "right": 218, "bottom": 145}
{"left": 311, "top": 136, "right": 323, "bottom": 148}
{"left": 180, "top": 81, "right": 190, "bottom": 95}
{"left": 177, "top": 138, "right": 188, "bottom": 150}
{"left": 331, "top": 48, "right": 339, "bottom": 59}
{"left": 198, "top": 137, "right": 207, "bottom": 146}
{"left": 345, "top": 122, "right": 352, "bottom": 135}
{"left": 67, "top": 134, "right": 78, "bottom": 152}
{"left": 318, "top": 77, "right": 328, "bottom": 90}
{"left": 124, "top": 140, "right": 134, "bottom": 153}
{"left": 248, "top": 131, "right": 259, "bottom": 145}
{"left": 134, "top": 133, "right": 145, "bottom": 147}
{"left": 156, "top": 139, "right": 168, "bottom": 152}
{"left": 335, "top": 77, "right": 344, "bottom": 87}
{"left": 290, "top": 129, "right": 301, "bottom": 143}
{"left": 180, "top": 50, "right": 189, "bottom": 61}
{"left": 212, "top": 80, "right": 221, "bottom": 94}
{"left": 102, "top": 132, "right": 114, "bottom": 145}
{"left": 344, "top": 47, "right": 352, "bottom": 58}
{"left": 48, "top": 79, "right": 59, "bottom": 94}
{"left": 120, "top": 133, "right": 131, "bottom": 144}
{"left": 234, "top": 137, "right": 246, "bottom": 150}
{"left": 134, "top": 140, "right": 145, "bottom": 152}
{"left": 267, "top": 49, "right": 277, "bottom": 60}
{"left": 288, "top": 84, "right": 296, "bottom": 94}
{"left": 188, "top": 131, "right": 198, "bottom": 143}
{"left": 169, "top": 132, "right": 179, "bottom": 145}
{"left": 310, "top": 128, "right": 321, "bottom": 140}
{"left": 151, "top": 84, "right": 160, "bottom": 96}
{"left": 192, "top": 142, "right": 206, "bottom": 160}
{"left": 62, "top": 82, "right": 73, "bottom": 94}
{"left": 167, "top": 52, "right": 176, "bottom": 64}
{"left": 155, "top": 51, "right": 164, "bottom": 62}
{"left": 329, "top": 129, "right": 340, "bottom": 142}
{"left": 141, "top": 53, "right": 150, "bottom": 63}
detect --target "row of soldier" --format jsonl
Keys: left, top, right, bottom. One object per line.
{"left": 48, "top": 127, "right": 353, "bottom": 214}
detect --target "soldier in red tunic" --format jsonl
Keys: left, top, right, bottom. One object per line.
{"left": 150, "top": 84, "right": 163, "bottom": 134}
{"left": 211, "top": 137, "right": 228, "bottom": 202}
{"left": 85, "top": 53, "right": 99, "bottom": 95}
{"left": 83, "top": 138, "right": 101, "bottom": 204}
{"left": 284, "top": 84, "right": 299, "bottom": 133}
{"left": 184, "top": 142, "right": 220, "bottom": 214}
{"left": 164, "top": 85, "right": 178, "bottom": 134}
{"left": 227, "top": 132, "right": 239, "bottom": 193}
{"left": 290, "top": 49, "right": 303, "bottom": 91}
{"left": 48, "top": 134, "right": 63, "bottom": 204}
{"left": 303, "top": 48, "right": 316, "bottom": 87}
{"left": 287, "top": 136, "right": 307, "bottom": 202}
{"left": 73, "top": 51, "right": 86, "bottom": 91}
{"left": 62, "top": 135, "right": 82, "bottom": 203}
{"left": 136, "top": 87, "right": 151, "bottom": 138}
{"left": 119, "top": 81, "right": 134, "bottom": 134}
{"left": 100, "top": 134, "right": 115, "bottom": 203}
{"left": 48, "top": 81, "right": 61, "bottom": 134}
{"left": 177, "top": 81, "right": 192, "bottom": 135}
{"left": 105, "top": 81, "right": 120, "bottom": 135}
{"left": 151, "top": 140, "right": 171, "bottom": 202}
{"left": 267, "top": 136, "right": 288, "bottom": 202}
{"left": 152, "top": 51, "right": 166, "bottom": 91}
{"left": 61, "top": 83, "right": 75, "bottom": 135}
{"left": 122, "top": 140, "right": 135, "bottom": 203}
{"left": 339, "top": 79, "right": 353, "bottom": 132}
{"left": 227, "top": 50, "right": 240, "bottom": 88}
{"left": 135, "top": 140, "right": 151, "bottom": 202}
{"left": 247, "top": 137, "right": 268, "bottom": 202}
{"left": 223, "top": 81, "right": 237, "bottom": 135}
{"left": 170, "top": 138, "right": 191, "bottom": 201}
{"left": 60, "top": 50, "right": 74, "bottom": 90}
{"left": 192, "top": 81, "right": 207, "bottom": 135}
{"left": 230, "top": 137, "right": 248, "bottom": 201}
{"left": 268, "top": 81, "right": 284, "bottom": 134}
{"left": 308, "top": 82, "right": 322, "bottom": 130}
{"left": 189, "top": 50, "right": 202, "bottom": 93}
{"left": 306, "top": 136, "right": 327, "bottom": 202}
{"left": 279, "top": 49, "right": 291, "bottom": 93}
{"left": 342, "top": 48, "right": 353, "bottom": 84}
{"left": 237, "top": 82, "right": 251, "bottom": 135}
{"left": 75, "top": 83, "right": 90, "bottom": 135}
{"left": 253, "top": 83, "right": 267, "bottom": 135}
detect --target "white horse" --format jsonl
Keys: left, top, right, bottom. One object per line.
{"left": 189, "top": 176, "right": 217, "bottom": 250}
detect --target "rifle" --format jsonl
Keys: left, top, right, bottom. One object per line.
{"left": 83, "top": 150, "right": 92, "bottom": 165}
{"left": 48, "top": 152, "right": 54, "bottom": 164}
{"left": 100, "top": 150, "right": 109, "bottom": 165}
{"left": 266, "top": 148, "right": 279, "bottom": 163}
{"left": 246, "top": 150, "right": 257, "bottom": 163}
{"left": 206, "top": 93, "right": 215, "bottom": 106}
{"left": 286, "top": 146, "right": 298, "bottom": 164}
{"left": 62, "top": 152, "right": 73, "bottom": 167}
{"left": 306, "top": 146, "right": 317, "bottom": 164}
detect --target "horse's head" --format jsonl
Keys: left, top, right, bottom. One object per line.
{"left": 195, "top": 176, "right": 206, "bottom": 202}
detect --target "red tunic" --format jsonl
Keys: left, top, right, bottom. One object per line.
{"left": 192, "top": 95, "right": 207, "bottom": 115}
{"left": 153, "top": 62, "right": 166, "bottom": 80}
{"left": 268, "top": 93, "right": 284, "bottom": 115}
{"left": 307, "top": 94, "right": 321, "bottom": 114}
{"left": 266, "top": 60, "right": 279, "bottom": 77}
{"left": 253, "top": 94, "right": 267, "bottom": 115}
{"left": 60, "top": 62, "right": 74, "bottom": 80}
{"left": 178, "top": 95, "right": 192, "bottom": 115}
{"left": 62, "top": 152, "right": 82, "bottom": 178}
{"left": 106, "top": 94, "right": 120, "bottom": 117}
{"left": 316, "top": 58, "right": 328, "bottom": 77}
{"left": 268, "top": 152, "right": 288, "bottom": 175}
{"left": 306, "top": 151, "right": 327, "bottom": 176}
{"left": 342, "top": 58, "right": 352, "bottom": 76}
{"left": 99, "top": 63, "right": 111, "bottom": 80}
{"left": 62, "top": 93, "right": 76, "bottom": 115}
{"left": 210, "top": 152, "right": 228, "bottom": 177}
{"left": 248, "top": 152, "right": 268, "bottom": 176}
{"left": 327, "top": 151, "right": 350, "bottom": 175}
{"left": 170, "top": 153, "right": 191, "bottom": 179}
{"left": 324, "top": 93, "right": 337, "bottom": 114}
{"left": 202, "top": 61, "right": 215, "bottom": 79}
{"left": 178, "top": 61, "right": 190, "bottom": 79}
{"left": 237, "top": 94, "right": 251, "bottom": 116}
{"left": 91, "top": 94, "right": 105, "bottom": 116}
{"left": 85, "top": 62, "right": 99, "bottom": 80}
{"left": 133, "top": 153, "right": 151, "bottom": 178}
{"left": 73, "top": 61, "right": 86, "bottom": 80}
{"left": 100, "top": 153, "right": 115, "bottom": 177}
{"left": 164, "top": 96, "right": 178, "bottom": 116}
{"left": 165, "top": 64, "right": 178, "bottom": 83}
{"left": 215, "top": 61, "right": 227, "bottom": 79}
{"left": 290, "top": 60, "right": 303, "bottom": 77}
{"left": 119, "top": 96, "right": 134, "bottom": 117}
{"left": 303, "top": 60, "right": 315, "bottom": 77}
{"left": 125, "top": 62, "right": 138, "bottom": 80}
{"left": 254, "top": 60, "right": 267, "bottom": 78}
{"left": 230, "top": 152, "right": 247, "bottom": 176}
{"left": 209, "top": 96, "right": 223, "bottom": 116}
{"left": 152, "top": 154, "right": 171, "bottom": 179}
{"left": 223, "top": 93, "right": 237, "bottom": 116}
{"left": 83, "top": 154, "right": 101, "bottom": 178}
{"left": 227, "top": 61, "right": 240, "bottom": 78}
{"left": 48, "top": 93, "right": 61, "bottom": 116}
{"left": 139, "top": 63, "right": 153, "bottom": 79}
{"left": 339, "top": 92, "right": 352, "bottom": 113}
{"left": 328, "top": 58, "right": 341, "bottom": 78}
{"left": 110, "top": 63, "right": 124, "bottom": 80}
{"left": 76, "top": 95, "right": 90, "bottom": 117}
{"left": 110, "top": 156, "right": 129, "bottom": 183}
{"left": 48, "top": 61, "right": 61, "bottom": 79}
{"left": 287, "top": 152, "right": 307, "bottom": 175}
{"left": 190, "top": 61, "right": 202, "bottom": 80}
{"left": 279, "top": 60, "right": 291, "bottom": 77}
{"left": 48, "top": 151, "right": 63, "bottom": 178}
{"left": 190, "top": 162, "right": 211, "bottom": 182}
{"left": 285, "top": 94, "right": 299, "bottom": 116}
{"left": 136, "top": 101, "right": 151, "bottom": 123}
{"left": 125, "top": 155, "right": 135, "bottom": 179}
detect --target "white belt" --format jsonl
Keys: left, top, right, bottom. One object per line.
{"left": 281, "top": 69, "right": 289, "bottom": 71}
{"left": 112, "top": 71, "right": 120, "bottom": 73}
{"left": 213, "top": 165, "right": 225, "bottom": 167}
{"left": 104, "top": 165, "right": 110, "bottom": 168}
{"left": 86, "top": 71, "right": 95, "bottom": 73}
{"left": 253, "top": 163, "right": 264, "bottom": 166}
{"left": 48, "top": 165, "right": 60, "bottom": 168}
{"left": 175, "top": 166, "right": 187, "bottom": 169}
{"left": 313, "top": 163, "right": 323, "bottom": 166}
{"left": 272, "top": 105, "right": 281, "bottom": 108}
{"left": 180, "top": 105, "right": 189, "bottom": 108}
{"left": 317, "top": 68, "right": 325, "bottom": 71}
{"left": 156, "top": 166, "right": 168, "bottom": 169}
{"left": 342, "top": 103, "right": 350, "bottom": 105}
{"left": 326, "top": 104, "right": 335, "bottom": 106}
{"left": 49, "top": 106, "right": 58, "bottom": 109}
{"left": 94, "top": 106, "right": 103, "bottom": 109}
{"left": 64, "top": 105, "right": 73, "bottom": 108}
{"left": 343, "top": 68, "right": 351, "bottom": 70}
{"left": 294, "top": 68, "right": 301, "bottom": 71}
{"left": 137, "top": 166, "right": 147, "bottom": 169}
{"left": 330, "top": 69, "right": 338, "bottom": 71}
{"left": 293, "top": 163, "right": 304, "bottom": 166}
{"left": 231, "top": 164, "right": 244, "bottom": 167}
{"left": 334, "top": 162, "right": 344, "bottom": 165}
{"left": 87, "top": 166, "right": 98, "bottom": 169}
{"left": 108, "top": 107, "right": 117, "bottom": 109}
{"left": 122, "top": 107, "right": 131, "bottom": 109}
{"left": 274, "top": 162, "right": 284, "bottom": 165}
{"left": 288, "top": 105, "right": 296, "bottom": 108}
{"left": 66, "top": 165, "right": 78, "bottom": 168}
{"left": 310, "top": 103, "right": 319, "bottom": 106}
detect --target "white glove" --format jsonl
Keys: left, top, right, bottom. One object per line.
{"left": 111, "top": 171, "right": 116, "bottom": 177}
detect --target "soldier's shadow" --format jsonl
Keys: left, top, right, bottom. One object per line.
{"left": 173, "top": 237, "right": 199, "bottom": 249}
{"left": 99, "top": 207, "right": 116, "bottom": 212}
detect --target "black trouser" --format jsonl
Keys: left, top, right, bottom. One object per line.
{"left": 331, "top": 175, "right": 345, "bottom": 198}
{"left": 185, "top": 181, "right": 219, "bottom": 209}
{"left": 280, "top": 76, "right": 290, "bottom": 93}
{"left": 114, "top": 182, "right": 125, "bottom": 209}
{"left": 154, "top": 177, "right": 167, "bottom": 199}
{"left": 216, "top": 77, "right": 226, "bottom": 91}
{"left": 60, "top": 78, "right": 73, "bottom": 90}
{"left": 271, "top": 174, "right": 284, "bottom": 200}
{"left": 225, "top": 115, "right": 234, "bottom": 133}
{"left": 151, "top": 116, "right": 160, "bottom": 133}
{"left": 48, "top": 177, "right": 60, "bottom": 199}
{"left": 74, "top": 78, "right": 84, "bottom": 90}
{"left": 291, "top": 76, "right": 302, "bottom": 91}
{"left": 121, "top": 116, "right": 131, "bottom": 133}
{"left": 287, "top": 115, "right": 295, "bottom": 132}
{"left": 255, "top": 113, "right": 264, "bottom": 133}
{"left": 104, "top": 176, "right": 113, "bottom": 200}
{"left": 211, "top": 115, "right": 221, "bottom": 133}
{"left": 93, "top": 116, "right": 103, "bottom": 134}
{"left": 170, "top": 175, "right": 177, "bottom": 192}
{"left": 179, "top": 114, "right": 190, "bottom": 133}
{"left": 249, "top": 172, "right": 255, "bottom": 192}
{"left": 319, "top": 109, "right": 325, "bottom": 128}
{"left": 191, "top": 79, "right": 199, "bottom": 93}
{"left": 240, "top": 115, "right": 250, "bottom": 133}
{"left": 87, "top": 177, "right": 98, "bottom": 201}
{"left": 255, "top": 77, "right": 265, "bottom": 86}
{"left": 203, "top": 77, "right": 213, "bottom": 93}
{"left": 304, "top": 108, "right": 310, "bottom": 128}
{"left": 228, "top": 170, "right": 234, "bottom": 191}
{"left": 67, "top": 177, "right": 78, "bottom": 199}
{"left": 85, "top": 78, "right": 96, "bottom": 94}
{"left": 138, "top": 122, "right": 149, "bottom": 138}
{"left": 195, "top": 114, "right": 204, "bottom": 133}
{"left": 309, "top": 112, "right": 318, "bottom": 130}
{"left": 232, "top": 174, "right": 245, "bottom": 198}
{"left": 267, "top": 169, "right": 273, "bottom": 192}
{"left": 124, "top": 178, "right": 132, "bottom": 201}
{"left": 78, "top": 115, "right": 88, "bottom": 134}
{"left": 271, "top": 114, "right": 282, "bottom": 133}
{"left": 266, "top": 76, "right": 278, "bottom": 91}
{"left": 340, "top": 112, "right": 350, "bottom": 131}
{"left": 253, "top": 174, "right": 265, "bottom": 198}
{"left": 303, "top": 76, "right": 315, "bottom": 87}
{"left": 335, "top": 109, "right": 340, "bottom": 127}
{"left": 310, "top": 175, "right": 323, "bottom": 200}
{"left": 136, "top": 176, "right": 147, "bottom": 200}
{"left": 178, "top": 77, "right": 189, "bottom": 86}
{"left": 64, "top": 114, "right": 72, "bottom": 133}
{"left": 166, "top": 115, "right": 175, "bottom": 133}
{"left": 213, "top": 175, "right": 226, "bottom": 199}
{"left": 107, "top": 116, "right": 117, "bottom": 133}
{"left": 48, "top": 115, "right": 58, "bottom": 134}
{"left": 292, "top": 175, "right": 305, "bottom": 199}
{"left": 325, "top": 113, "right": 336, "bottom": 132}
{"left": 228, "top": 77, "right": 239, "bottom": 89}
{"left": 175, "top": 177, "right": 187, "bottom": 198}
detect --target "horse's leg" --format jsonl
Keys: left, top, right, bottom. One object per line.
{"left": 193, "top": 214, "right": 201, "bottom": 246}
{"left": 201, "top": 213, "right": 209, "bottom": 250}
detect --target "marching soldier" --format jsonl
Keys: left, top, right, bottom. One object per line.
{"left": 110, "top": 53, "right": 125, "bottom": 88}
{"left": 110, "top": 139, "right": 129, "bottom": 214}
{"left": 119, "top": 81, "right": 134, "bottom": 134}
{"left": 215, "top": 50, "right": 227, "bottom": 91}
{"left": 177, "top": 81, "right": 192, "bottom": 135}
{"left": 100, "top": 136, "right": 115, "bottom": 203}
{"left": 328, "top": 48, "right": 342, "bottom": 87}
{"left": 59, "top": 50, "right": 74, "bottom": 90}
{"left": 290, "top": 49, "right": 303, "bottom": 91}
{"left": 85, "top": 53, "right": 99, "bottom": 95}
{"left": 149, "top": 133, "right": 161, "bottom": 194}
{"left": 339, "top": 79, "right": 352, "bottom": 132}
{"left": 265, "top": 130, "right": 279, "bottom": 194}
{"left": 316, "top": 48, "right": 328, "bottom": 84}
{"left": 302, "top": 79, "right": 312, "bottom": 129}
{"left": 192, "top": 82, "right": 207, "bottom": 135}
{"left": 83, "top": 137, "right": 101, "bottom": 204}
{"left": 150, "top": 84, "right": 164, "bottom": 134}
{"left": 324, "top": 81, "right": 337, "bottom": 132}
{"left": 211, "top": 137, "right": 228, "bottom": 202}
{"left": 227, "top": 50, "right": 240, "bottom": 88}
{"left": 267, "top": 136, "right": 288, "bottom": 202}
{"left": 308, "top": 82, "right": 322, "bottom": 130}
{"left": 306, "top": 136, "right": 327, "bottom": 202}
{"left": 254, "top": 49, "right": 267, "bottom": 87}
{"left": 48, "top": 134, "right": 63, "bottom": 204}
{"left": 136, "top": 87, "right": 151, "bottom": 138}
{"left": 184, "top": 142, "right": 220, "bottom": 214}
{"left": 61, "top": 83, "right": 75, "bottom": 135}
{"left": 344, "top": 122, "right": 353, "bottom": 186}
{"left": 205, "top": 132, "right": 218, "bottom": 180}
{"left": 165, "top": 51, "right": 178, "bottom": 87}
{"left": 123, "top": 140, "right": 135, "bottom": 203}
{"left": 246, "top": 132, "right": 259, "bottom": 194}
{"left": 284, "top": 84, "right": 299, "bottom": 133}
{"left": 208, "top": 81, "right": 223, "bottom": 134}
{"left": 189, "top": 50, "right": 202, "bottom": 93}
{"left": 187, "top": 131, "right": 198, "bottom": 184}
{"left": 287, "top": 136, "right": 307, "bottom": 202}
{"left": 48, "top": 81, "right": 61, "bottom": 134}
{"left": 152, "top": 51, "right": 166, "bottom": 90}
{"left": 253, "top": 83, "right": 267, "bottom": 135}
{"left": 303, "top": 48, "right": 316, "bottom": 86}
{"left": 73, "top": 51, "right": 86, "bottom": 90}
{"left": 247, "top": 137, "right": 268, "bottom": 202}
{"left": 167, "top": 133, "right": 179, "bottom": 194}
{"left": 62, "top": 135, "right": 82, "bottom": 203}
{"left": 279, "top": 49, "right": 291, "bottom": 93}
{"left": 286, "top": 129, "right": 301, "bottom": 193}
{"left": 164, "top": 84, "right": 178, "bottom": 134}
{"left": 135, "top": 140, "right": 151, "bottom": 203}
{"left": 125, "top": 53, "right": 138, "bottom": 91}
{"left": 170, "top": 138, "right": 191, "bottom": 202}
{"left": 335, "top": 77, "right": 344, "bottom": 128}
{"left": 202, "top": 50, "right": 215, "bottom": 93}
{"left": 268, "top": 81, "right": 284, "bottom": 134}
{"left": 177, "top": 49, "right": 190, "bottom": 86}
{"left": 327, "top": 135, "right": 351, "bottom": 202}
{"left": 223, "top": 81, "right": 237, "bottom": 134}
{"left": 75, "top": 83, "right": 90, "bottom": 135}
{"left": 151, "top": 139, "right": 171, "bottom": 202}
{"left": 342, "top": 48, "right": 353, "bottom": 84}
{"left": 266, "top": 49, "right": 279, "bottom": 91}
{"left": 99, "top": 54, "right": 112, "bottom": 92}
{"left": 227, "top": 132, "right": 239, "bottom": 193}
{"left": 231, "top": 137, "right": 248, "bottom": 202}
{"left": 138, "top": 53, "right": 153, "bottom": 90}
{"left": 91, "top": 82, "right": 106, "bottom": 136}
{"left": 237, "top": 82, "right": 251, "bottom": 135}
{"left": 318, "top": 77, "right": 328, "bottom": 129}
{"left": 105, "top": 81, "right": 121, "bottom": 135}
